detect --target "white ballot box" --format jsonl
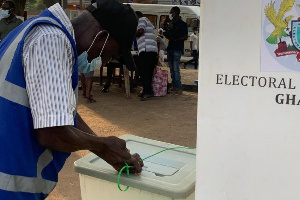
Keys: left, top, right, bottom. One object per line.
{"left": 74, "top": 135, "right": 196, "bottom": 200}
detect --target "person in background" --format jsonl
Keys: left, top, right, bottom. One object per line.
{"left": 135, "top": 11, "right": 158, "bottom": 101}
{"left": 0, "top": 9, "right": 3, "bottom": 20}
{"left": 0, "top": 0, "right": 22, "bottom": 42}
{"left": 162, "top": 15, "right": 172, "bottom": 30}
{"left": 0, "top": 0, "right": 142, "bottom": 199}
{"left": 78, "top": 0, "right": 102, "bottom": 102}
{"left": 163, "top": 6, "right": 188, "bottom": 95}
{"left": 77, "top": 0, "right": 96, "bottom": 92}
{"left": 156, "top": 28, "right": 167, "bottom": 67}
{"left": 184, "top": 26, "right": 199, "bottom": 69}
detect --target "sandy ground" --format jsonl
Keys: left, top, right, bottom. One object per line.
{"left": 46, "top": 65, "right": 198, "bottom": 200}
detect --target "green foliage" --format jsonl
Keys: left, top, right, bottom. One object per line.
{"left": 266, "top": 35, "right": 278, "bottom": 44}
{"left": 287, "top": 44, "right": 297, "bottom": 50}
{"left": 26, "top": 0, "right": 46, "bottom": 11}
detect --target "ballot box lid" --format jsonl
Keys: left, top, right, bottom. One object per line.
{"left": 74, "top": 134, "right": 196, "bottom": 199}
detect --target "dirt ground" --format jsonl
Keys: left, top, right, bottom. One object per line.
{"left": 46, "top": 65, "right": 198, "bottom": 200}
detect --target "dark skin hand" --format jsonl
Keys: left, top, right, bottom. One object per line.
{"left": 35, "top": 114, "right": 144, "bottom": 173}
{"left": 136, "top": 28, "right": 144, "bottom": 38}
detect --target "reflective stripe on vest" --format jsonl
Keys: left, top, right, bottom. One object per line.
{"left": 0, "top": 17, "right": 62, "bottom": 194}
{"left": 0, "top": 17, "right": 62, "bottom": 108}
{"left": 0, "top": 149, "right": 55, "bottom": 194}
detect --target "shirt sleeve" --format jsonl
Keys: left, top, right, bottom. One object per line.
{"left": 190, "top": 34, "right": 195, "bottom": 42}
{"left": 23, "top": 32, "right": 76, "bottom": 129}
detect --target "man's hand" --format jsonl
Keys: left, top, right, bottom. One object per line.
{"left": 136, "top": 28, "right": 145, "bottom": 38}
{"left": 92, "top": 136, "right": 144, "bottom": 174}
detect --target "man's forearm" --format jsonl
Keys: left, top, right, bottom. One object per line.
{"left": 35, "top": 125, "right": 105, "bottom": 153}
{"left": 34, "top": 113, "right": 143, "bottom": 173}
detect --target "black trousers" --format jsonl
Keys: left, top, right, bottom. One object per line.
{"left": 186, "top": 50, "right": 199, "bottom": 69}
{"left": 138, "top": 51, "right": 157, "bottom": 94}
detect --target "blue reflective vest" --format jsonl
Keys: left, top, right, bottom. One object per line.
{"left": 0, "top": 8, "right": 78, "bottom": 200}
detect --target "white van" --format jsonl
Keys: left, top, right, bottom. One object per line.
{"left": 128, "top": 3, "right": 200, "bottom": 56}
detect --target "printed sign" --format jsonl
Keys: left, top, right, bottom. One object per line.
{"left": 261, "top": 0, "right": 300, "bottom": 71}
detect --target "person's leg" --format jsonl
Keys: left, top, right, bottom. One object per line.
{"left": 133, "top": 55, "right": 141, "bottom": 89}
{"left": 138, "top": 52, "right": 148, "bottom": 95}
{"left": 147, "top": 52, "right": 157, "bottom": 94}
{"left": 84, "top": 71, "right": 96, "bottom": 103}
{"left": 140, "top": 52, "right": 154, "bottom": 95}
{"left": 173, "top": 50, "right": 182, "bottom": 93}
{"left": 139, "top": 52, "right": 157, "bottom": 100}
{"left": 167, "top": 50, "right": 176, "bottom": 91}
{"left": 80, "top": 73, "right": 87, "bottom": 97}
{"left": 102, "top": 63, "right": 114, "bottom": 93}
{"left": 194, "top": 50, "right": 199, "bottom": 69}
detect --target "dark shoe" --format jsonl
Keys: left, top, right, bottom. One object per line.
{"left": 174, "top": 89, "right": 183, "bottom": 95}
{"left": 140, "top": 93, "right": 153, "bottom": 101}
{"left": 102, "top": 87, "right": 109, "bottom": 93}
{"left": 138, "top": 92, "right": 144, "bottom": 97}
{"left": 140, "top": 96, "right": 146, "bottom": 101}
{"left": 168, "top": 87, "right": 177, "bottom": 93}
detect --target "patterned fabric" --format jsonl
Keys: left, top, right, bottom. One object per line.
{"left": 152, "top": 66, "right": 168, "bottom": 97}
{"left": 136, "top": 17, "right": 158, "bottom": 54}
{"left": 23, "top": 3, "right": 76, "bottom": 129}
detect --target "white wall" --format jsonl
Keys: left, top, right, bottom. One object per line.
{"left": 196, "top": 0, "right": 300, "bottom": 199}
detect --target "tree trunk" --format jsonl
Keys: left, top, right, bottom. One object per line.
{"left": 0, "top": 0, "right": 26, "bottom": 16}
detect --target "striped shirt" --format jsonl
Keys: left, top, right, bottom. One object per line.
{"left": 23, "top": 3, "right": 76, "bottom": 129}
{"left": 136, "top": 17, "right": 158, "bottom": 54}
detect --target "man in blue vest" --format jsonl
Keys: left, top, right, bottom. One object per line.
{"left": 0, "top": 0, "right": 142, "bottom": 199}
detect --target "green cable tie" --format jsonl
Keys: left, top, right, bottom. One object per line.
{"left": 117, "top": 163, "right": 131, "bottom": 191}
{"left": 117, "top": 146, "right": 196, "bottom": 192}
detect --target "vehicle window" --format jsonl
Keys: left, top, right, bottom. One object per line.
{"left": 186, "top": 18, "right": 199, "bottom": 32}
{"left": 144, "top": 14, "right": 157, "bottom": 28}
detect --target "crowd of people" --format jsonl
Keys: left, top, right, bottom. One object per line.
{"left": 0, "top": 0, "right": 199, "bottom": 101}
{"left": 130, "top": 6, "right": 195, "bottom": 99}
{"left": 0, "top": 0, "right": 198, "bottom": 199}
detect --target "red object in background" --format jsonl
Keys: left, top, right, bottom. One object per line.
{"left": 296, "top": 52, "right": 300, "bottom": 62}
{"left": 274, "top": 41, "right": 287, "bottom": 54}
{"left": 152, "top": 67, "right": 168, "bottom": 97}
{"left": 278, "top": 41, "right": 287, "bottom": 51}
